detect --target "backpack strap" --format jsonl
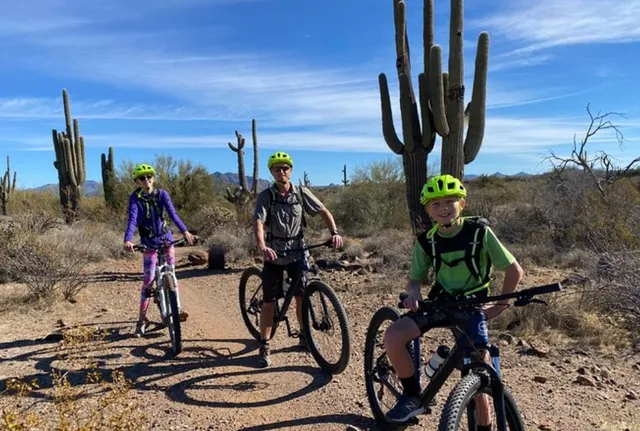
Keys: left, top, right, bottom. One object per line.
{"left": 416, "top": 216, "right": 491, "bottom": 295}
{"left": 264, "top": 184, "right": 307, "bottom": 243}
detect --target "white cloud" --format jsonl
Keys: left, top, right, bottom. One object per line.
{"left": 480, "top": 0, "right": 640, "bottom": 52}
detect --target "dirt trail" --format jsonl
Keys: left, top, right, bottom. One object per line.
{"left": 1, "top": 246, "right": 640, "bottom": 430}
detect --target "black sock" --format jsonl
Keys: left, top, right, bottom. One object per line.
{"left": 477, "top": 425, "right": 492, "bottom": 431}
{"left": 399, "top": 376, "right": 420, "bottom": 398}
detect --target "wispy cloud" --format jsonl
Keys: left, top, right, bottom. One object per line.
{"left": 480, "top": 0, "right": 640, "bottom": 52}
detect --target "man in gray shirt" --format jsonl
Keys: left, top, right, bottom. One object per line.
{"left": 253, "top": 151, "right": 343, "bottom": 367}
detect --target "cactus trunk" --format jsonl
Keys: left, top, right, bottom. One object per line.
{"left": 52, "top": 89, "right": 86, "bottom": 224}
{"left": 101, "top": 146, "right": 117, "bottom": 210}
{"left": 342, "top": 164, "right": 349, "bottom": 186}
{"left": 225, "top": 119, "right": 260, "bottom": 223}
{"left": 0, "top": 155, "right": 16, "bottom": 216}
{"left": 251, "top": 119, "right": 259, "bottom": 194}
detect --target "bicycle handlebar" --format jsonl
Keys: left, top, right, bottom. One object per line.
{"left": 275, "top": 239, "right": 334, "bottom": 257}
{"left": 132, "top": 238, "right": 187, "bottom": 252}
{"left": 398, "top": 282, "right": 563, "bottom": 312}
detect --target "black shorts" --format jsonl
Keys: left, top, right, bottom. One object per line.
{"left": 261, "top": 260, "right": 304, "bottom": 303}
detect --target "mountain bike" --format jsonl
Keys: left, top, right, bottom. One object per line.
{"left": 364, "top": 282, "right": 563, "bottom": 430}
{"left": 133, "top": 238, "right": 186, "bottom": 356}
{"left": 238, "top": 240, "right": 352, "bottom": 374}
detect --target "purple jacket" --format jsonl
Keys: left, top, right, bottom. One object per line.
{"left": 123, "top": 188, "right": 188, "bottom": 248}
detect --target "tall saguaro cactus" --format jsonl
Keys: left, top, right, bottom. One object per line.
{"left": 0, "top": 156, "right": 17, "bottom": 216}
{"left": 429, "top": 0, "right": 488, "bottom": 179}
{"left": 342, "top": 164, "right": 350, "bottom": 186}
{"left": 225, "top": 119, "right": 260, "bottom": 212}
{"left": 379, "top": 0, "right": 488, "bottom": 232}
{"left": 52, "top": 88, "right": 86, "bottom": 224}
{"left": 101, "top": 146, "right": 116, "bottom": 210}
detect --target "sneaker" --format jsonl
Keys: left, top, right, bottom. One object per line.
{"left": 134, "top": 320, "right": 147, "bottom": 338}
{"left": 386, "top": 394, "right": 425, "bottom": 423}
{"left": 257, "top": 343, "right": 271, "bottom": 368}
{"left": 178, "top": 308, "right": 189, "bottom": 322}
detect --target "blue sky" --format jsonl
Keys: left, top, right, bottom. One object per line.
{"left": 1, "top": 0, "right": 639, "bottom": 188}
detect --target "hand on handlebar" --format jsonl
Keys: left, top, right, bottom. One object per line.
{"left": 329, "top": 234, "right": 343, "bottom": 249}
{"left": 402, "top": 290, "right": 422, "bottom": 312}
{"left": 123, "top": 241, "right": 134, "bottom": 252}
{"left": 182, "top": 231, "right": 195, "bottom": 245}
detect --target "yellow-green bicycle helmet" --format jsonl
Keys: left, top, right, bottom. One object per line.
{"left": 420, "top": 174, "right": 467, "bottom": 205}
{"left": 267, "top": 151, "right": 294, "bottom": 169}
{"left": 132, "top": 163, "right": 156, "bottom": 180}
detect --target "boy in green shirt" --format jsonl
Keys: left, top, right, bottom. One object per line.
{"left": 383, "top": 174, "right": 524, "bottom": 429}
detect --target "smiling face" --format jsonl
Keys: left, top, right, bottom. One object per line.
{"left": 136, "top": 173, "right": 155, "bottom": 190}
{"left": 270, "top": 163, "right": 292, "bottom": 185}
{"left": 426, "top": 196, "right": 465, "bottom": 226}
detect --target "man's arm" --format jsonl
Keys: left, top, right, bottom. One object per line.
{"left": 254, "top": 219, "right": 267, "bottom": 251}
{"left": 318, "top": 208, "right": 339, "bottom": 235}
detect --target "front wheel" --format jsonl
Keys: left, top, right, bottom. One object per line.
{"left": 364, "top": 306, "right": 411, "bottom": 424}
{"left": 162, "top": 274, "right": 182, "bottom": 356}
{"left": 438, "top": 373, "right": 525, "bottom": 431}
{"left": 238, "top": 266, "right": 265, "bottom": 340}
{"left": 301, "top": 280, "right": 351, "bottom": 374}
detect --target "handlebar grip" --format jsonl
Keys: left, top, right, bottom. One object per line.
{"left": 398, "top": 291, "right": 409, "bottom": 309}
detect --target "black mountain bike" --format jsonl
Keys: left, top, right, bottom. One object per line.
{"left": 133, "top": 238, "right": 186, "bottom": 356}
{"left": 364, "top": 282, "right": 563, "bottom": 430}
{"left": 239, "top": 240, "right": 352, "bottom": 374}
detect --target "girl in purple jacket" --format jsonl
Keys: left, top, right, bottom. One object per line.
{"left": 123, "top": 163, "right": 195, "bottom": 337}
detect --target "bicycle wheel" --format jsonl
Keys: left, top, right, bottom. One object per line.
{"left": 162, "top": 274, "right": 182, "bottom": 356}
{"left": 438, "top": 373, "right": 525, "bottom": 431}
{"left": 301, "top": 280, "right": 351, "bottom": 374}
{"left": 239, "top": 266, "right": 265, "bottom": 340}
{"left": 364, "top": 306, "right": 415, "bottom": 424}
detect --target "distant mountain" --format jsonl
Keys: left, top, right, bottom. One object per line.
{"left": 210, "top": 172, "right": 271, "bottom": 191}
{"left": 33, "top": 180, "right": 102, "bottom": 196}
{"left": 464, "top": 171, "right": 531, "bottom": 181}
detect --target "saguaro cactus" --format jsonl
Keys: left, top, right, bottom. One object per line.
{"left": 429, "top": 0, "right": 488, "bottom": 179}
{"left": 342, "top": 164, "right": 349, "bottom": 186}
{"left": 0, "top": 156, "right": 17, "bottom": 216}
{"left": 52, "top": 88, "right": 86, "bottom": 224}
{"left": 302, "top": 171, "right": 311, "bottom": 187}
{"left": 101, "top": 146, "right": 116, "bottom": 209}
{"left": 225, "top": 119, "right": 259, "bottom": 210}
{"left": 379, "top": 0, "right": 488, "bottom": 232}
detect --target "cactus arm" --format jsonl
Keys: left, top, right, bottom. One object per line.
{"left": 379, "top": 73, "right": 404, "bottom": 154}
{"left": 77, "top": 136, "right": 85, "bottom": 185}
{"left": 419, "top": 73, "right": 436, "bottom": 153}
{"left": 63, "top": 137, "right": 78, "bottom": 188}
{"left": 228, "top": 142, "right": 238, "bottom": 152}
{"left": 251, "top": 119, "right": 259, "bottom": 194}
{"left": 463, "top": 31, "right": 489, "bottom": 164}
{"left": 429, "top": 46, "right": 449, "bottom": 137}
{"left": 63, "top": 89, "right": 72, "bottom": 139}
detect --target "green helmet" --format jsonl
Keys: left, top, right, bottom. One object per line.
{"left": 420, "top": 174, "right": 467, "bottom": 205}
{"left": 267, "top": 151, "right": 294, "bottom": 169}
{"left": 132, "top": 163, "right": 156, "bottom": 180}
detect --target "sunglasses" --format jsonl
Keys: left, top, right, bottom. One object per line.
{"left": 137, "top": 174, "right": 154, "bottom": 181}
{"left": 271, "top": 166, "right": 291, "bottom": 173}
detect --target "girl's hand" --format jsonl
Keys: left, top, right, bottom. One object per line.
{"left": 183, "top": 231, "right": 195, "bottom": 245}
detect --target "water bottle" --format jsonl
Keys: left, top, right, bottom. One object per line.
{"left": 424, "top": 345, "right": 450, "bottom": 379}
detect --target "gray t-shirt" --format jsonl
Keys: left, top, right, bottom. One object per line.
{"left": 254, "top": 183, "right": 325, "bottom": 265}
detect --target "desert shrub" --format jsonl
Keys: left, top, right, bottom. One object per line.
{"left": 362, "top": 229, "right": 414, "bottom": 271}
{"left": 188, "top": 205, "right": 236, "bottom": 239}
{"left": 331, "top": 158, "right": 408, "bottom": 236}
{"left": 205, "top": 224, "right": 255, "bottom": 263}
{"left": 46, "top": 221, "right": 125, "bottom": 263}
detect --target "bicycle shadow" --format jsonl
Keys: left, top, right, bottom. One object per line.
{"left": 1, "top": 332, "right": 334, "bottom": 411}
{"left": 236, "top": 413, "right": 378, "bottom": 430}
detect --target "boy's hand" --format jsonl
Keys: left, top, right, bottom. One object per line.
{"left": 403, "top": 290, "right": 422, "bottom": 312}
{"left": 484, "top": 303, "right": 509, "bottom": 319}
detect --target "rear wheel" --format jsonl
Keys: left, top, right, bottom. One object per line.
{"left": 438, "top": 373, "right": 525, "bottom": 431}
{"left": 301, "top": 280, "right": 351, "bottom": 374}
{"left": 162, "top": 274, "right": 182, "bottom": 356}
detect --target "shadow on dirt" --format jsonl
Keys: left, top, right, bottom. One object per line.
{"left": 0, "top": 326, "right": 333, "bottom": 409}
{"left": 235, "top": 413, "right": 383, "bottom": 431}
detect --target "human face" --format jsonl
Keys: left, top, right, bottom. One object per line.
{"left": 136, "top": 174, "right": 155, "bottom": 189}
{"left": 270, "top": 163, "right": 292, "bottom": 184}
{"left": 426, "top": 197, "right": 465, "bottom": 226}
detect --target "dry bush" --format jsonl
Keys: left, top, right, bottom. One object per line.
{"left": 362, "top": 229, "right": 414, "bottom": 272}
{"left": 205, "top": 223, "right": 256, "bottom": 263}
{"left": 46, "top": 221, "right": 125, "bottom": 263}
{"left": 188, "top": 204, "right": 236, "bottom": 239}
{"left": 586, "top": 252, "right": 640, "bottom": 347}
{"left": 330, "top": 158, "right": 408, "bottom": 237}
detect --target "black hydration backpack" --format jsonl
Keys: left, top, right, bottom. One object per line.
{"left": 416, "top": 216, "right": 492, "bottom": 290}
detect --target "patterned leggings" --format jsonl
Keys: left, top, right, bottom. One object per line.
{"left": 139, "top": 246, "right": 178, "bottom": 315}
